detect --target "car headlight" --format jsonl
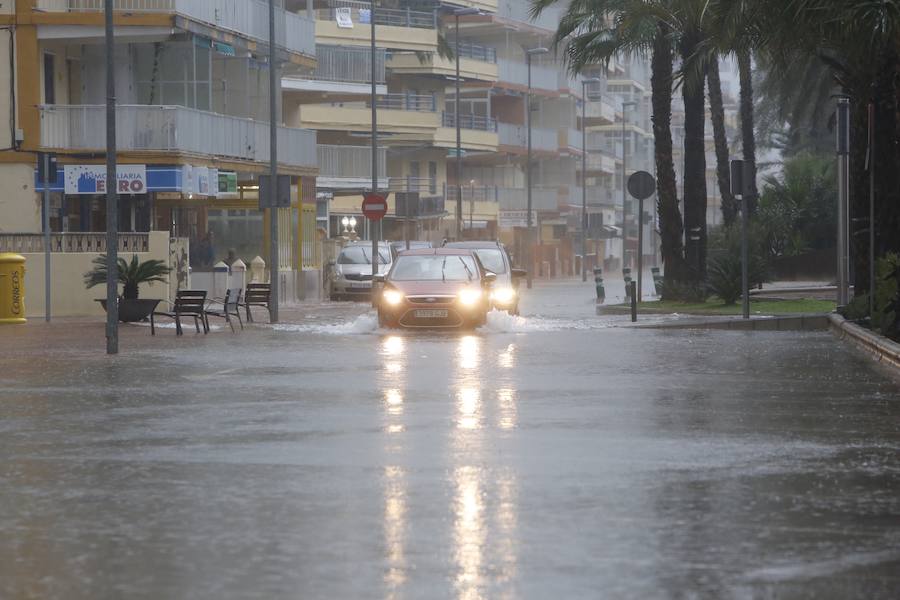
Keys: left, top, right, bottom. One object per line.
{"left": 382, "top": 289, "right": 404, "bottom": 306}
{"left": 490, "top": 287, "right": 517, "bottom": 305}
{"left": 458, "top": 288, "right": 483, "bottom": 306}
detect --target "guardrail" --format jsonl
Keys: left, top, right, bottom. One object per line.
{"left": 367, "top": 93, "right": 437, "bottom": 112}
{"left": 39, "top": 105, "right": 316, "bottom": 168}
{"left": 441, "top": 112, "right": 498, "bottom": 132}
{"left": 34, "top": 0, "right": 316, "bottom": 57}
{"left": 0, "top": 233, "right": 150, "bottom": 254}
{"left": 317, "top": 1, "right": 436, "bottom": 29}
{"left": 311, "top": 45, "right": 386, "bottom": 83}
{"left": 457, "top": 42, "right": 497, "bottom": 63}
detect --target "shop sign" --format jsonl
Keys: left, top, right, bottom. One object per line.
{"left": 499, "top": 209, "right": 537, "bottom": 229}
{"left": 64, "top": 165, "right": 147, "bottom": 195}
{"left": 218, "top": 171, "right": 238, "bottom": 195}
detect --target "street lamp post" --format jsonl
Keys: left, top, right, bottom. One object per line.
{"left": 835, "top": 96, "right": 850, "bottom": 306}
{"left": 580, "top": 77, "right": 601, "bottom": 282}
{"left": 525, "top": 47, "right": 549, "bottom": 289}
{"left": 621, "top": 100, "right": 637, "bottom": 272}
{"left": 371, "top": 0, "right": 379, "bottom": 281}
{"left": 104, "top": 0, "right": 118, "bottom": 354}
{"left": 268, "top": 0, "right": 279, "bottom": 323}
{"left": 453, "top": 8, "right": 480, "bottom": 240}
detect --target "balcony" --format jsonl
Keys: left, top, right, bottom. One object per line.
{"left": 34, "top": 0, "right": 316, "bottom": 58}
{"left": 39, "top": 105, "right": 316, "bottom": 169}
{"left": 317, "top": 144, "right": 387, "bottom": 190}
{"left": 441, "top": 112, "right": 497, "bottom": 132}
{"left": 497, "top": 122, "right": 557, "bottom": 152}
{"left": 579, "top": 150, "right": 618, "bottom": 176}
{"left": 497, "top": 58, "right": 558, "bottom": 92}
{"left": 583, "top": 98, "right": 617, "bottom": 126}
{"left": 285, "top": 45, "right": 386, "bottom": 96}
{"left": 497, "top": 186, "right": 559, "bottom": 211}
{"left": 315, "top": 1, "right": 437, "bottom": 52}
{"left": 435, "top": 114, "right": 498, "bottom": 152}
{"left": 297, "top": 95, "right": 439, "bottom": 138}
{"left": 387, "top": 43, "right": 498, "bottom": 82}
{"left": 496, "top": 0, "right": 565, "bottom": 32}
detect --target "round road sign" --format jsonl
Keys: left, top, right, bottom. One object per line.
{"left": 627, "top": 171, "right": 656, "bottom": 200}
{"left": 362, "top": 193, "right": 388, "bottom": 221}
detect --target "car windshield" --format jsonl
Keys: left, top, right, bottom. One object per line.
{"left": 338, "top": 246, "right": 391, "bottom": 265}
{"left": 473, "top": 249, "right": 507, "bottom": 274}
{"left": 391, "top": 255, "right": 479, "bottom": 281}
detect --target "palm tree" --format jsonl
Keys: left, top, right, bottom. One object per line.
{"left": 707, "top": 58, "right": 738, "bottom": 226}
{"left": 532, "top": 0, "right": 688, "bottom": 287}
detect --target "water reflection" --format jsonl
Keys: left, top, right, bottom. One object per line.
{"left": 454, "top": 466, "right": 485, "bottom": 600}
{"left": 457, "top": 387, "right": 482, "bottom": 430}
{"left": 458, "top": 335, "right": 481, "bottom": 371}
{"left": 383, "top": 465, "right": 407, "bottom": 594}
{"left": 497, "top": 388, "right": 517, "bottom": 430}
{"left": 498, "top": 343, "right": 516, "bottom": 369}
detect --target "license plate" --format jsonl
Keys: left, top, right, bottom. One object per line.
{"left": 415, "top": 309, "right": 448, "bottom": 318}
{"left": 349, "top": 282, "right": 370, "bottom": 288}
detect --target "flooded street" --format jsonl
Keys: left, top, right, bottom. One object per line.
{"left": 2, "top": 281, "right": 899, "bottom": 599}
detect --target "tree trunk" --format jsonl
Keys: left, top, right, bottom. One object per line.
{"left": 737, "top": 49, "right": 759, "bottom": 214}
{"left": 707, "top": 59, "right": 737, "bottom": 227}
{"left": 651, "top": 24, "right": 685, "bottom": 288}
{"left": 682, "top": 37, "right": 708, "bottom": 283}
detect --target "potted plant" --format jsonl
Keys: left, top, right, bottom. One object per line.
{"left": 85, "top": 254, "right": 171, "bottom": 322}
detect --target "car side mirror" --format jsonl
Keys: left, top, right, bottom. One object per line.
{"left": 511, "top": 268, "right": 527, "bottom": 279}
{"left": 373, "top": 273, "right": 386, "bottom": 284}
{"left": 483, "top": 272, "right": 497, "bottom": 285}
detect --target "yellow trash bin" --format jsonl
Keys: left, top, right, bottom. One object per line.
{"left": 0, "top": 253, "right": 26, "bottom": 324}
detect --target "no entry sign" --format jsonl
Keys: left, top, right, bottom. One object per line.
{"left": 362, "top": 193, "right": 388, "bottom": 220}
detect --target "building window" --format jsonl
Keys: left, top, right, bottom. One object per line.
{"left": 428, "top": 161, "right": 437, "bottom": 194}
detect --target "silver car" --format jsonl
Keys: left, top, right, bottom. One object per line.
{"left": 328, "top": 242, "right": 396, "bottom": 301}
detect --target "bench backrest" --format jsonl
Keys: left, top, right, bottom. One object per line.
{"left": 174, "top": 290, "right": 206, "bottom": 314}
{"left": 245, "top": 283, "right": 270, "bottom": 304}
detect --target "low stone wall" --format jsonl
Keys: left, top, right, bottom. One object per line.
{"left": 631, "top": 314, "right": 830, "bottom": 331}
{"left": 828, "top": 313, "right": 900, "bottom": 372}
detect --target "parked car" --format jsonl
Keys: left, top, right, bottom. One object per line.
{"left": 328, "top": 242, "right": 396, "bottom": 301}
{"left": 444, "top": 241, "right": 526, "bottom": 314}
{"left": 374, "top": 248, "right": 496, "bottom": 329}
{"left": 390, "top": 240, "right": 433, "bottom": 253}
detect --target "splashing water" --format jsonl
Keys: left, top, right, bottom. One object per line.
{"left": 480, "top": 310, "right": 613, "bottom": 332}
{"left": 273, "top": 313, "right": 380, "bottom": 335}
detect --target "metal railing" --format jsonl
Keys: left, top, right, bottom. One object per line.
{"left": 34, "top": 0, "right": 316, "bottom": 57}
{"left": 496, "top": 0, "right": 564, "bottom": 32}
{"left": 317, "top": 1, "right": 436, "bottom": 29}
{"left": 310, "top": 45, "right": 385, "bottom": 83}
{"left": 497, "top": 122, "right": 556, "bottom": 150}
{"left": 497, "top": 58, "right": 558, "bottom": 91}
{"left": 367, "top": 93, "right": 436, "bottom": 112}
{"left": 39, "top": 105, "right": 316, "bottom": 168}
{"left": 446, "top": 186, "right": 498, "bottom": 203}
{"left": 389, "top": 177, "right": 437, "bottom": 194}
{"left": 317, "top": 145, "right": 386, "bottom": 179}
{"left": 457, "top": 42, "right": 497, "bottom": 63}
{"left": 441, "top": 112, "right": 498, "bottom": 132}
{"left": 0, "top": 233, "right": 150, "bottom": 254}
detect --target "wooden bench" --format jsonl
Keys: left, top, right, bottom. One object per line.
{"left": 151, "top": 290, "right": 208, "bottom": 335}
{"left": 205, "top": 287, "right": 243, "bottom": 333}
{"left": 241, "top": 283, "right": 271, "bottom": 323}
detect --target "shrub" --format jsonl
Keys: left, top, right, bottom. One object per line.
{"left": 706, "top": 225, "right": 769, "bottom": 305}
{"left": 872, "top": 253, "right": 900, "bottom": 340}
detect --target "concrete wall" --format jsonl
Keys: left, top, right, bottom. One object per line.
{"left": 20, "top": 231, "right": 171, "bottom": 318}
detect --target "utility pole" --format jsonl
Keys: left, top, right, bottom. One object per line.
{"left": 371, "top": 0, "right": 379, "bottom": 280}
{"left": 581, "top": 77, "right": 601, "bottom": 282}
{"left": 268, "top": 0, "right": 279, "bottom": 322}
{"left": 453, "top": 8, "right": 479, "bottom": 240}
{"left": 525, "top": 47, "right": 548, "bottom": 289}
{"left": 836, "top": 96, "right": 850, "bottom": 306}
{"left": 104, "top": 0, "right": 119, "bottom": 354}
{"left": 622, "top": 101, "right": 637, "bottom": 270}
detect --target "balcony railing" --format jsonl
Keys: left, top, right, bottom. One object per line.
{"left": 457, "top": 42, "right": 497, "bottom": 63}
{"left": 367, "top": 93, "right": 437, "bottom": 112}
{"left": 496, "top": 0, "right": 564, "bottom": 32}
{"left": 35, "top": 0, "right": 316, "bottom": 57}
{"left": 446, "top": 185, "right": 499, "bottom": 203}
{"left": 310, "top": 45, "right": 385, "bottom": 84}
{"left": 0, "top": 233, "right": 149, "bottom": 254}
{"left": 497, "top": 186, "right": 559, "bottom": 210}
{"left": 39, "top": 105, "right": 316, "bottom": 168}
{"left": 497, "top": 122, "right": 556, "bottom": 150}
{"left": 317, "top": 1, "right": 436, "bottom": 29}
{"left": 497, "top": 58, "right": 558, "bottom": 91}
{"left": 441, "top": 112, "right": 498, "bottom": 132}
{"left": 317, "top": 144, "right": 386, "bottom": 180}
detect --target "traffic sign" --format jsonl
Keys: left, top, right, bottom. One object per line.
{"left": 627, "top": 171, "right": 656, "bottom": 200}
{"left": 362, "top": 193, "right": 388, "bottom": 221}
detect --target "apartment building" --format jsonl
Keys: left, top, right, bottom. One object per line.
{"left": 0, "top": 0, "right": 319, "bottom": 311}
{"left": 286, "top": 0, "right": 655, "bottom": 275}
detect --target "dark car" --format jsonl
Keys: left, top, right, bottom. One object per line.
{"left": 444, "top": 241, "right": 526, "bottom": 314}
{"left": 374, "top": 248, "right": 496, "bottom": 329}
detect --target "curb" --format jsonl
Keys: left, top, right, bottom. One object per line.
{"left": 627, "top": 313, "right": 830, "bottom": 331}
{"left": 828, "top": 313, "right": 900, "bottom": 372}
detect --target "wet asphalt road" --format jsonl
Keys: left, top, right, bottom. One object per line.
{"left": 2, "top": 281, "right": 900, "bottom": 599}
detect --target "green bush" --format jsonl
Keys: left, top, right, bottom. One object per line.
{"left": 872, "top": 253, "right": 900, "bottom": 340}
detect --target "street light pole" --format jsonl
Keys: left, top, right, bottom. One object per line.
{"left": 453, "top": 8, "right": 480, "bottom": 241}
{"left": 371, "top": 0, "right": 379, "bottom": 280}
{"left": 104, "top": 0, "right": 119, "bottom": 354}
{"left": 836, "top": 96, "right": 850, "bottom": 306}
{"left": 581, "top": 77, "right": 601, "bottom": 282}
{"left": 525, "top": 47, "right": 548, "bottom": 290}
{"left": 622, "top": 101, "right": 637, "bottom": 272}
{"left": 268, "top": 0, "right": 279, "bottom": 323}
